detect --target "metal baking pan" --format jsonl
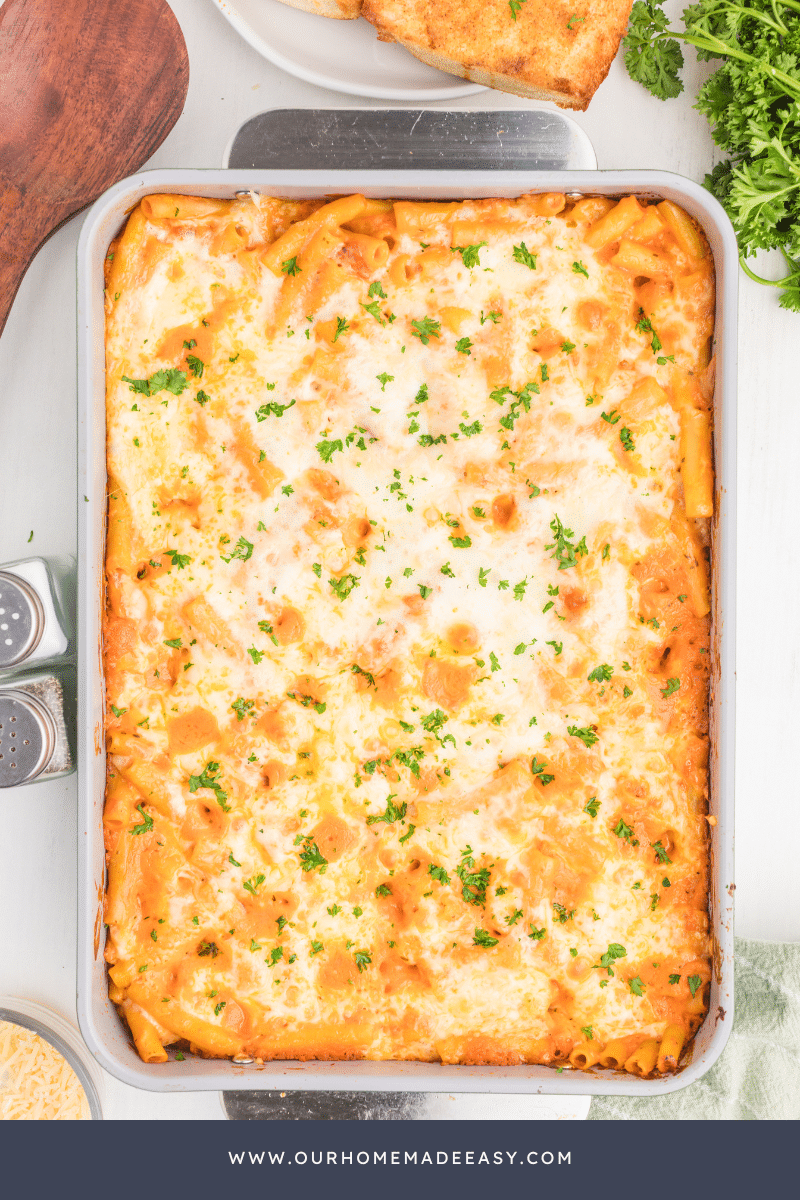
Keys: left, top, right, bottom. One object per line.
{"left": 77, "top": 162, "right": 736, "bottom": 1096}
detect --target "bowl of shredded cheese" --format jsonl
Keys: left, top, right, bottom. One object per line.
{"left": 0, "top": 998, "right": 102, "bottom": 1120}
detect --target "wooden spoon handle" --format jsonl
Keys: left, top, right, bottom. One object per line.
{"left": 0, "top": 180, "right": 58, "bottom": 337}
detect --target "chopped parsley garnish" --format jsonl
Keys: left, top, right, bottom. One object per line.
{"left": 478, "top": 567, "right": 490, "bottom": 587}
{"left": 297, "top": 836, "right": 328, "bottom": 874}
{"left": 635, "top": 308, "right": 662, "bottom": 354}
{"left": 512, "top": 241, "right": 537, "bottom": 269}
{"left": 164, "top": 638, "right": 182, "bottom": 649}
{"left": 428, "top": 864, "right": 450, "bottom": 886}
{"left": 583, "top": 796, "right": 600, "bottom": 818}
{"left": 281, "top": 256, "right": 301, "bottom": 276}
{"left": 449, "top": 534, "right": 472, "bottom": 548}
{"left": 614, "top": 818, "right": 637, "bottom": 843}
{"left": 376, "top": 372, "right": 394, "bottom": 390}
{"left": 366, "top": 796, "right": 407, "bottom": 825}
{"left": 660, "top": 677, "right": 681, "bottom": 698}
{"left": 457, "top": 846, "right": 491, "bottom": 907}
{"left": 568, "top": 725, "right": 598, "bottom": 748}
{"left": 440, "top": 561, "right": 455, "bottom": 577}
{"left": 243, "top": 873, "right": 266, "bottom": 897}
{"left": 111, "top": 704, "right": 127, "bottom": 718}
{"left": 122, "top": 368, "right": 187, "bottom": 397}
{"left": 411, "top": 317, "right": 441, "bottom": 345}
{"left": 310, "top": 939, "right": 324, "bottom": 955}
{"left": 572, "top": 260, "right": 589, "bottom": 277}
{"left": 528, "top": 925, "right": 546, "bottom": 940}
{"left": 652, "top": 840, "right": 672, "bottom": 864}
{"left": 332, "top": 317, "right": 349, "bottom": 342}
{"left": 188, "top": 761, "right": 231, "bottom": 811}
{"left": 195, "top": 389, "right": 210, "bottom": 406}
{"left": 197, "top": 941, "right": 219, "bottom": 958}
{"left": 531, "top": 756, "right": 555, "bottom": 785}
{"left": 165, "top": 549, "right": 191, "bottom": 569}
{"left": 354, "top": 950, "right": 372, "bottom": 972}
{"left": 553, "top": 903, "right": 575, "bottom": 924}
{"left": 368, "top": 280, "right": 387, "bottom": 300}
{"left": 599, "top": 943, "right": 627, "bottom": 975}
{"left": 375, "top": 884, "right": 392, "bottom": 897}
{"left": 418, "top": 584, "right": 432, "bottom": 599}
{"left": 247, "top": 647, "right": 265, "bottom": 664}
{"left": 186, "top": 354, "right": 204, "bottom": 378}
{"left": 620, "top": 426, "right": 635, "bottom": 452}
{"left": 629, "top": 976, "right": 646, "bottom": 996}
{"left": 473, "top": 929, "right": 499, "bottom": 947}
{"left": 316, "top": 437, "right": 344, "bottom": 464}
{"left": 687, "top": 974, "right": 703, "bottom": 997}
{"left": 601, "top": 409, "right": 621, "bottom": 425}
{"left": 220, "top": 536, "right": 253, "bottom": 563}
{"left": 588, "top": 664, "right": 614, "bottom": 683}
{"left": 328, "top": 573, "right": 360, "bottom": 601}
{"left": 130, "top": 804, "right": 153, "bottom": 835}
{"left": 452, "top": 242, "right": 486, "bottom": 268}
{"left": 455, "top": 337, "right": 473, "bottom": 356}
{"left": 231, "top": 697, "right": 255, "bottom": 721}
{"left": 546, "top": 514, "right": 587, "bottom": 570}
{"left": 256, "top": 399, "right": 296, "bottom": 421}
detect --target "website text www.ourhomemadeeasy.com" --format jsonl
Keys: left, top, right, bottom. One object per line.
{"left": 229, "top": 1149, "right": 571, "bottom": 1167}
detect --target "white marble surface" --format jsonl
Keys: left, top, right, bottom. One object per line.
{"left": 1, "top": 0, "right": 797, "bottom": 1120}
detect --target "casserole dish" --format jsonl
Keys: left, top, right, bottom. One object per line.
{"left": 77, "top": 167, "right": 736, "bottom": 1094}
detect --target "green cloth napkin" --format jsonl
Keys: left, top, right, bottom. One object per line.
{"left": 588, "top": 938, "right": 800, "bottom": 1120}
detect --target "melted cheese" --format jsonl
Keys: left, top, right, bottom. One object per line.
{"left": 103, "top": 192, "right": 714, "bottom": 1074}
{"left": 0, "top": 1021, "right": 90, "bottom": 1119}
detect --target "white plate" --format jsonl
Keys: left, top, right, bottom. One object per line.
{"left": 210, "top": 0, "right": 486, "bottom": 101}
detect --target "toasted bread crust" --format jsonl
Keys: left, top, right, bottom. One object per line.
{"left": 361, "top": 0, "right": 633, "bottom": 109}
{"left": 273, "top": 0, "right": 362, "bottom": 18}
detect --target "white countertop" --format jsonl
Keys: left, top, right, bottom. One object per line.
{"left": 1, "top": 0, "right": 797, "bottom": 1120}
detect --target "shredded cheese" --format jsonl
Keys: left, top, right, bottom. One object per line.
{"left": 0, "top": 1020, "right": 90, "bottom": 1120}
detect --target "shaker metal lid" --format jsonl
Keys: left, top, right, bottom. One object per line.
{"left": 0, "top": 690, "right": 56, "bottom": 787}
{"left": 0, "top": 571, "right": 44, "bottom": 669}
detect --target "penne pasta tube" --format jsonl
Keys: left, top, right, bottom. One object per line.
{"left": 140, "top": 194, "right": 231, "bottom": 220}
{"left": 657, "top": 1024, "right": 686, "bottom": 1072}
{"left": 262, "top": 194, "right": 367, "bottom": 274}
{"left": 585, "top": 195, "right": 645, "bottom": 249}
{"left": 681, "top": 406, "right": 714, "bottom": 518}
{"left": 624, "top": 1038, "right": 659, "bottom": 1077}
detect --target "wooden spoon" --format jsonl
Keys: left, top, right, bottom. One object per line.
{"left": 0, "top": 0, "right": 189, "bottom": 336}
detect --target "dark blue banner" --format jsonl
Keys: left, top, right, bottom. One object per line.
{"left": 1, "top": 1119, "right": 793, "bottom": 1200}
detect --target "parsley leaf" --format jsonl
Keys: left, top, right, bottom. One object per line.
{"left": 366, "top": 796, "right": 407, "bottom": 825}
{"left": 281, "top": 256, "right": 301, "bottom": 275}
{"left": 122, "top": 369, "right": 187, "bottom": 397}
{"left": 130, "top": 803, "right": 153, "bottom": 835}
{"left": 188, "top": 761, "right": 231, "bottom": 812}
{"left": 297, "top": 836, "right": 328, "bottom": 874}
{"left": 512, "top": 241, "right": 537, "bottom": 268}
{"left": 545, "top": 513, "right": 587, "bottom": 570}
{"left": 583, "top": 796, "right": 601, "bottom": 818}
{"left": 568, "top": 725, "right": 599, "bottom": 748}
{"left": 256, "top": 399, "right": 295, "bottom": 421}
{"left": 411, "top": 317, "right": 441, "bottom": 345}
{"left": 452, "top": 242, "right": 486, "bottom": 268}
{"left": 328, "top": 574, "right": 360, "bottom": 601}
{"left": 220, "top": 536, "right": 253, "bottom": 563}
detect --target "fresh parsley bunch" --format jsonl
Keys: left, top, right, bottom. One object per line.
{"left": 623, "top": 0, "right": 800, "bottom": 310}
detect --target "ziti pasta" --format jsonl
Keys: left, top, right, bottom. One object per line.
{"left": 102, "top": 190, "right": 715, "bottom": 1074}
